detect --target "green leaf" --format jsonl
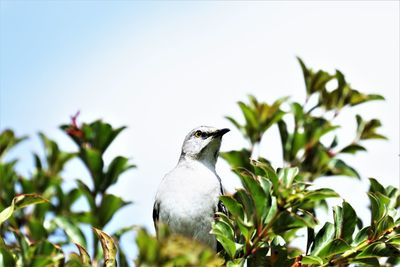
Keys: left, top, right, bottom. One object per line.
{"left": 310, "top": 222, "right": 335, "bottom": 256}
{"left": 251, "top": 159, "right": 278, "bottom": 192}
{"left": 368, "top": 192, "right": 390, "bottom": 226}
{"left": 238, "top": 101, "right": 258, "bottom": 131}
{"left": 103, "top": 156, "right": 135, "bottom": 191}
{"left": 220, "top": 196, "right": 244, "bottom": 221}
{"left": 0, "top": 194, "right": 47, "bottom": 225}
{"left": 334, "top": 201, "right": 357, "bottom": 243}
{"left": 301, "top": 255, "right": 323, "bottom": 265}
{"left": 235, "top": 168, "right": 267, "bottom": 220}
{"left": 353, "top": 226, "right": 371, "bottom": 246}
{"left": 225, "top": 116, "right": 243, "bottom": 132}
{"left": 327, "top": 158, "right": 360, "bottom": 179}
{"left": 375, "top": 216, "right": 395, "bottom": 238}
{"left": 315, "top": 238, "right": 351, "bottom": 258}
{"left": 273, "top": 210, "right": 317, "bottom": 233}
{"left": 0, "top": 129, "right": 27, "bottom": 159}
{"left": 98, "top": 194, "right": 130, "bottom": 227}
{"left": 369, "top": 178, "right": 385, "bottom": 194}
{"left": 349, "top": 92, "right": 384, "bottom": 107}
{"left": 303, "top": 188, "right": 339, "bottom": 202}
{"left": 75, "top": 180, "right": 96, "bottom": 220}
{"left": 226, "top": 259, "right": 245, "bottom": 267}
{"left": 135, "top": 228, "right": 159, "bottom": 264}
{"left": 278, "top": 167, "right": 299, "bottom": 188}
{"left": 213, "top": 233, "right": 242, "bottom": 259}
{"left": 221, "top": 149, "right": 252, "bottom": 170}
{"left": 339, "top": 144, "right": 367, "bottom": 154}
{"left": 356, "top": 242, "right": 400, "bottom": 259}
{"left": 53, "top": 216, "right": 87, "bottom": 247}
{"left": 80, "top": 147, "right": 104, "bottom": 188}
{"left": 0, "top": 247, "right": 16, "bottom": 266}
{"left": 94, "top": 228, "right": 117, "bottom": 267}
{"left": 212, "top": 220, "right": 235, "bottom": 242}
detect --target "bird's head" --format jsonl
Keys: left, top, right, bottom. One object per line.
{"left": 180, "top": 126, "right": 230, "bottom": 166}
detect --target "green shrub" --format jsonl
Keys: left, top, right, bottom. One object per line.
{"left": 1, "top": 58, "right": 398, "bottom": 266}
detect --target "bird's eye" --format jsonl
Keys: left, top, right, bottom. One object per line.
{"left": 194, "top": 131, "right": 202, "bottom": 138}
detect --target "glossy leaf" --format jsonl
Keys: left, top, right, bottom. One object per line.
{"left": 310, "top": 222, "right": 335, "bottom": 256}
{"left": 333, "top": 201, "right": 357, "bottom": 242}
{"left": 315, "top": 238, "right": 351, "bottom": 258}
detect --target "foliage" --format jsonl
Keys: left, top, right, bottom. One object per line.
{"left": 216, "top": 58, "right": 398, "bottom": 266}
{"left": 212, "top": 161, "right": 400, "bottom": 266}
{"left": 223, "top": 58, "right": 386, "bottom": 181}
{"left": 0, "top": 115, "right": 134, "bottom": 266}
{"left": 0, "top": 58, "right": 398, "bottom": 267}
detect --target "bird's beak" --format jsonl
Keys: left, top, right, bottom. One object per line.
{"left": 213, "top": 128, "right": 230, "bottom": 138}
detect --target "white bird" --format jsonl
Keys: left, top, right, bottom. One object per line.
{"left": 153, "top": 126, "right": 229, "bottom": 250}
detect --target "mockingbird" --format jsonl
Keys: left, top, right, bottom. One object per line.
{"left": 153, "top": 126, "right": 229, "bottom": 250}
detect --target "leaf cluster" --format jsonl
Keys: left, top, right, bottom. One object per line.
{"left": 0, "top": 117, "right": 134, "bottom": 266}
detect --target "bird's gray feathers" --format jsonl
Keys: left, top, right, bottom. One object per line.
{"left": 153, "top": 126, "right": 229, "bottom": 250}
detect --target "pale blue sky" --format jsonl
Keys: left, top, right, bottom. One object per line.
{"left": 1, "top": 1, "right": 399, "bottom": 263}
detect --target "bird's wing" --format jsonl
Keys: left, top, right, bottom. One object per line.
{"left": 153, "top": 201, "right": 160, "bottom": 232}
{"left": 216, "top": 174, "right": 227, "bottom": 215}
{"left": 215, "top": 175, "right": 228, "bottom": 253}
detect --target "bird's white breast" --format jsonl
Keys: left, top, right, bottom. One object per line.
{"left": 155, "top": 160, "right": 221, "bottom": 248}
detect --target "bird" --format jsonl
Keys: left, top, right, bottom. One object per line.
{"left": 153, "top": 126, "right": 230, "bottom": 250}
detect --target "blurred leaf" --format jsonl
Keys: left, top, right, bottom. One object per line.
{"left": 80, "top": 147, "right": 104, "bottom": 188}
{"left": 0, "top": 247, "right": 16, "bottom": 266}
{"left": 303, "top": 189, "right": 339, "bottom": 203}
{"left": 327, "top": 158, "right": 360, "bottom": 178}
{"left": 339, "top": 144, "right": 366, "bottom": 154}
{"left": 53, "top": 216, "right": 87, "bottom": 247}
{"left": 0, "top": 194, "right": 47, "bottom": 225}
{"left": 297, "top": 57, "right": 335, "bottom": 96}
{"left": 76, "top": 179, "right": 95, "bottom": 211}
{"left": 38, "top": 132, "right": 76, "bottom": 175}
{"left": 221, "top": 149, "right": 252, "bottom": 170}
{"left": 0, "top": 129, "right": 27, "bottom": 159}
{"left": 356, "top": 115, "right": 387, "bottom": 141}
{"left": 277, "top": 167, "right": 298, "bottom": 188}
{"left": 102, "top": 156, "right": 135, "bottom": 191}
{"left": 98, "top": 194, "right": 130, "bottom": 227}
{"left": 349, "top": 91, "right": 384, "bottom": 107}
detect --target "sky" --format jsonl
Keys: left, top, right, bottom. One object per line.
{"left": 1, "top": 0, "right": 399, "bottom": 262}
